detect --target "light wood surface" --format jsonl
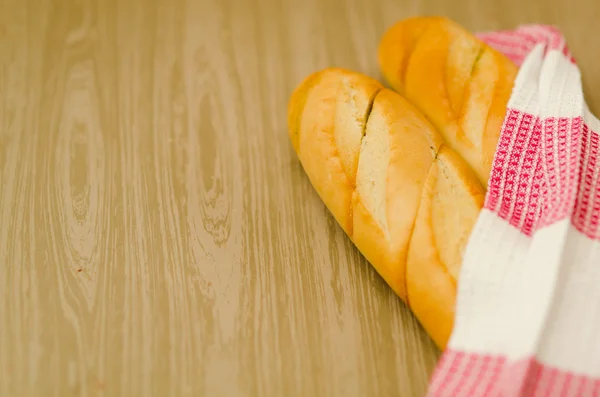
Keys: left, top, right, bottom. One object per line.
{"left": 1, "top": 0, "right": 599, "bottom": 396}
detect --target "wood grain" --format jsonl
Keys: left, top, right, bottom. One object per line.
{"left": 1, "top": 0, "right": 599, "bottom": 396}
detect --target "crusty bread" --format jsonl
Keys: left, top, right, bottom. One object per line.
{"left": 288, "top": 67, "right": 486, "bottom": 349}
{"left": 287, "top": 17, "right": 517, "bottom": 350}
{"left": 378, "top": 16, "right": 518, "bottom": 187}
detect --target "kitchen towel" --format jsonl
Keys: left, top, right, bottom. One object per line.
{"left": 425, "top": 25, "right": 600, "bottom": 396}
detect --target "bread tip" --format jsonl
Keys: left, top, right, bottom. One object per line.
{"left": 377, "top": 16, "right": 453, "bottom": 92}
{"left": 287, "top": 69, "right": 323, "bottom": 151}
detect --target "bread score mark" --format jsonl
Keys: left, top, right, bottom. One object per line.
{"left": 289, "top": 68, "right": 384, "bottom": 237}
{"left": 346, "top": 86, "right": 383, "bottom": 238}
{"left": 401, "top": 143, "right": 444, "bottom": 311}
{"left": 353, "top": 89, "right": 445, "bottom": 300}
{"left": 404, "top": 145, "right": 486, "bottom": 349}
{"left": 469, "top": 46, "right": 485, "bottom": 76}
{"left": 399, "top": 23, "right": 438, "bottom": 94}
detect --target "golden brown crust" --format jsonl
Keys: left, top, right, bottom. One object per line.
{"left": 378, "top": 16, "right": 518, "bottom": 187}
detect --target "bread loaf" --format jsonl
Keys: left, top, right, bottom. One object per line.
{"left": 287, "top": 17, "right": 517, "bottom": 350}
{"left": 288, "top": 67, "right": 486, "bottom": 349}
{"left": 378, "top": 16, "right": 518, "bottom": 187}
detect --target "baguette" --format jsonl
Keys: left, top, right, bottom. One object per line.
{"left": 378, "top": 16, "right": 518, "bottom": 187}
{"left": 287, "top": 67, "right": 486, "bottom": 349}
{"left": 287, "top": 17, "right": 517, "bottom": 350}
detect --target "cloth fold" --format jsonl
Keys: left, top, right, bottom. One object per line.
{"left": 425, "top": 25, "right": 600, "bottom": 397}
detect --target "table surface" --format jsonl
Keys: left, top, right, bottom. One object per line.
{"left": 2, "top": 0, "right": 599, "bottom": 396}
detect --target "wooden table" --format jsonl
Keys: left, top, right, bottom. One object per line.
{"left": 1, "top": 0, "right": 599, "bottom": 396}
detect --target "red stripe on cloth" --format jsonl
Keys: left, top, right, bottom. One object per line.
{"left": 572, "top": 126, "right": 600, "bottom": 239}
{"left": 477, "top": 25, "right": 575, "bottom": 65}
{"left": 538, "top": 116, "right": 583, "bottom": 229}
{"left": 476, "top": 32, "right": 535, "bottom": 66}
{"left": 483, "top": 108, "right": 600, "bottom": 239}
{"left": 485, "top": 109, "right": 544, "bottom": 235}
{"left": 475, "top": 33, "right": 536, "bottom": 66}
{"left": 514, "top": 25, "right": 573, "bottom": 61}
{"left": 426, "top": 350, "right": 600, "bottom": 397}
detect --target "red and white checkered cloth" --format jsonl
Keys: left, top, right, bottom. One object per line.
{"left": 425, "top": 26, "right": 600, "bottom": 396}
